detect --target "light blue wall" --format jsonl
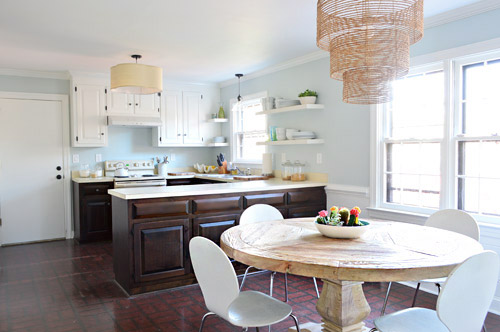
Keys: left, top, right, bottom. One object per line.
{"left": 0, "top": 75, "right": 217, "bottom": 171}
{"left": 220, "top": 8, "right": 500, "bottom": 187}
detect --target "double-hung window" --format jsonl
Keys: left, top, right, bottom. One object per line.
{"left": 230, "top": 92, "right": 268, "bottom": 164}
{"left": 376, "top": 49, "right": 500, "bottom": 223}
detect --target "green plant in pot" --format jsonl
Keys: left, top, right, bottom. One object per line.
{"left": 298, "top": 89, "right": 318, "bottom": 105}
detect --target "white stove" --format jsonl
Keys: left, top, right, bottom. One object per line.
{"left": 104, "top": 159, "right": 166, "bottom": 188}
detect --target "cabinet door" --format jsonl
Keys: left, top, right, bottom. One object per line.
{"left": 133, "top": 219, "right": 190, "bottom": 283}
{"left": 81, "top": 194, "right": 112, "bottom": 242}
{"left": 193, "top": 214, "right": 238, "bottom": 246}
{"left": 182, "top": 91, "right": 203, "bottom": 144}
{"left": 156, "top": 90, "right": 183, "bottom": 146}
{"left": 73, "top": 84, "right": 107, "bottom": 146}
{"left": 107, "top": 91, "right": 134, "bottom": 115}
{"left": 134, "top": 93, "right": 161, "bottom": 117}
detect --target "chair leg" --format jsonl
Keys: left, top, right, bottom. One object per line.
{"left": 369, "top": 328, "right": 378, "bottom": 332}
{"left": 284, "top": 272, "right": 289, "bottom": 302}
{"left": 270, "top": 271, "right": 276, "bottom": 297}
{"left": 411, "top": 282, "right": 421, "bottom": 307}
{"left": 240, "top": 266, "right": 253, "bottom": 291}
{"left": 290, "top": 314, "right": 300, "bottom": 332}
{"left": 199, "top": 312, "right": 216, "bottom": 332}
{"left": 256, "top": 327, "right": 260, "bottom": 332}
{"left": 381, "top": 282, "right": 392, "bottom": 316}
{"left": 436, "top": 283, "right": 441, "bottom": 294}
{"left": 313, "top": 277, "right": 320, "bottom": 298}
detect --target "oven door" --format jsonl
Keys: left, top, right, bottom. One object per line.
{"left": 114, "top": 180, "right": 166, "bottom": 188}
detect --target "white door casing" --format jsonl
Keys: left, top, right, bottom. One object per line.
{"left": 0, "top": 92, "right": 71, "bottom": 245}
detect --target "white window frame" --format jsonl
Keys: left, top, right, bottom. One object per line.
{"left": 371, "top": 45, "right": 500, "bottom": 225}
{"left": 229, "top": 91, "right": 268, "bottom": 166}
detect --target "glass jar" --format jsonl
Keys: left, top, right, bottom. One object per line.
{"left": 281, "top": 160, "right": 293, "bottom": 181}
{"left": 79, "top": 164, "right": 90, "bottom": 178}
{"left": 291, "top": 160, "right": 306, "bottom": 181}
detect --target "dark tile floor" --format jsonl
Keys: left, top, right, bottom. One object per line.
{"left": 0, "top": 240, "right": 499, "bottom": 331}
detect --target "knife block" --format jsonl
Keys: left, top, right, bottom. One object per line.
{"left": 218, "top": 161, "right": 228, "bottom": 174}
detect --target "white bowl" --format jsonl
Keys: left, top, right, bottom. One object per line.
{"left": 314, "top": 221, "right": 370, "bottom": 239}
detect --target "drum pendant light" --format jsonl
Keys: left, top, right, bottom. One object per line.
{"left": 317, "top": 0, "right": 424, "bottom": 104}
{"left": 110, "top": 55, "right": 162, "bottom": 95}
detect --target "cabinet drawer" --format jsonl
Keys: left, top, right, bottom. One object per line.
{"left": 132, "top": 200, "right": 190, "bottom": 219}
{"left": 287, "top": 188, "right": 326, "bottom": 205}
{"left": 192, "top": 196, "right": 242, "bottom": 214}
{"left": 167, "top": 179, "right": 195, "bottom": 186}
{"left": 288, "top": 205, "right": 325, "bottom": 218}
{"left": 81, "top": 183, "right": 113, "bottom": 196}
{"left": 193, "top": 214, "right": 239, "bottom": 246}
{"left": 244, "top": 193, "right": 285, "bottom": 208}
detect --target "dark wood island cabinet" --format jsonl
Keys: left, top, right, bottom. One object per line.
{"left": 110, "top": 185, "right": 326, "bottom": 295}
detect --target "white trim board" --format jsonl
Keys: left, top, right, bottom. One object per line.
{"left": 0, "top": 91, "right": 72, "bottom": 242}
{"left": 425, "top": 0, "right": 500, "bottom": 29}
{"left": 0, "top": 68, "right": 70, "bottom": 80}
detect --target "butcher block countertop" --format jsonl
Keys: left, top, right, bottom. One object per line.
{"left": 108, "top": 179, "right": 327, "bottom": 200}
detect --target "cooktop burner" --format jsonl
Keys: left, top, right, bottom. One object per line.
{"left": 114, "top": 175, "right": 129, "bottom": 178}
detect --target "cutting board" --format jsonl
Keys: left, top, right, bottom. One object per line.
{"left": 168, "top": 172, "right": 196, "bottom": 176}
{"left": 232, "top": 175, "right": 270, "bottom": 181}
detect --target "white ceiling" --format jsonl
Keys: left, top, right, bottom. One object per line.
{"left": 0, "top": 0, "right": 488, "bottom": 82}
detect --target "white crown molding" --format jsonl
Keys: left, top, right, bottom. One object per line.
{"left": 218, "top": 50, "right": 328, "bottom": 88}
{"left": 0, "top": 68, "right": 70, "bottom": 80}
{"left": 425, "top": 0, "right": 500, "bottom": 29}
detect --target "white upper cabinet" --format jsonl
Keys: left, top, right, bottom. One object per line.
{"left": 72, "top": 84, "right": 107, "bottom": 147}
{"left": 183, "top": 91, "right": 203, "bottom": 144}
{"left": 154, "top": 88, "right": 217, "bottom": 147}
{"left": 107, "top": 92, "right": 161, "bottom": 117}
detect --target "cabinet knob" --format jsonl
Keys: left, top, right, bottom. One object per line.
{"left": 107, "top": 202, "right": 111, "bottom": 206}
{"left": 96, "top": 188, "right": 100, "bottom": 192}
{"left": 177, "top": 134, "right": 181, "bottom": 136}
{"left": 128, "top": 103, "right": 132, "bottom": 106}
{"left": 135, "top": 103, "right": 138, "bottom": 106}
{"left": 101, "top": 133, "right": 104, "bottom": 136}
{"left": 184, "top": 134, "right": 187, "bottom": 136}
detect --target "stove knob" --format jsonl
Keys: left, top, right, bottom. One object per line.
{"left": 134, "top": 163, "right": 139, "bottom": 167}
{"left": 143, "top": 163, "right": 146, "bottom": 166}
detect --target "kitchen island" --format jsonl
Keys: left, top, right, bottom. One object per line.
{"left": 108, "top": 179, "right": 327, "bottom": 295}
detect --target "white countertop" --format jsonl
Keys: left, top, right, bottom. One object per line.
{"left": 108, "top": 179, "right": 327, "bottom": 200}
{"left": 72, "top": 177, "right": 115, "bottom": 183}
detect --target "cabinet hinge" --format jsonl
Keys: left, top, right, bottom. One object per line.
{"left": 201, "top": 94, "right": 203, "bottom": 100}
{"left": 157, "top": 92, "right": 161, "bottom": 97}
{"left": 159, "top": 137, "right": 162, "bottom": 142}
{"left": 74, "top": 86, "right": 77, "bottom": 92}
{"left": 0, "top": 217, "right": 2, "bottom": 226}
{"left": 76, "top": 136, "right": 79, "bottom": 142}
{"left": 105, "top": 88, "right": 107, "bottom": 94}
{"left": 157, "top": 107, "right": 160, "bottom": 113}
{"left": 105, "top": 106, "right": 108, "bottom": 111}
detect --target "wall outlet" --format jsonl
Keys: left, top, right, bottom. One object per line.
{"left": 317, "top": 153, "right": 323, "bottom": 164}
{"left": 281, "top": 153, "right": 286, "bottom": 162}
{"left": 95, "top": 154, "right": 102, "bottom": 162}
{"left": 72, "top": 154, "right": 79, "bottom": 163}
{"left": 171, "top": 153, "right": 176, "bottom": 162}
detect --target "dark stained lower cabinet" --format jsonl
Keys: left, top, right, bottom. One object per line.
{"left": 133, "top": 219, "right": 190, "bottom": 283}
{"left": 73, "top": 182, "right": 113, "bottom": 243}
{"left": 112, "top": 186, "right": 326, "bottom": 295}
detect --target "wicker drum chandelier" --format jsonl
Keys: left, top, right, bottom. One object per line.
{"left": 317, "top": 0, "right": 424, "bottom": 104}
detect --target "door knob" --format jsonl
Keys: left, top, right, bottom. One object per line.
{"left": 56, "top": 175, "right": 62, "bottom": 180}
{"left": 56, "top": 166, "right": 62, "bottom": 171}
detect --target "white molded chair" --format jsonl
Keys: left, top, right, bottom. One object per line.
{"left": 190, "top": 236, "right": 300, "bottom": 332}
{"left": 381, "top": 209, "right": 480, "bottom": 315}
{"left": 371, "top": 250, "right": 499, "bottom": 332}
{"left": 238, "top": 204, "right": 320, "bottom": 301}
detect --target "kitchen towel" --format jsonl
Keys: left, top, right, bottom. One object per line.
{"left": 262, "top": 153, "right": 273, "bottom": 175}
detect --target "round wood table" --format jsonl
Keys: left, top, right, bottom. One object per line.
{"left": 220, "top": 218, "right": 483, "bottom": 332}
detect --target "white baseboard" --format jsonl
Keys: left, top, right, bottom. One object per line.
{"left": 398, "top": 281, "right": 500, "bottom": 316}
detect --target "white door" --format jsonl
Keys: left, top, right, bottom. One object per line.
{"left": 135, "top": 93, "right": 160, "bottom": 116}
{"left": 183, "top": 91, "right": 203, "bottom": 144}
{"left": 0, "top": 98, "right": 66, "bottom": 245}
{"left": 73, "top": 84, "right": 107, "bottom": 146}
